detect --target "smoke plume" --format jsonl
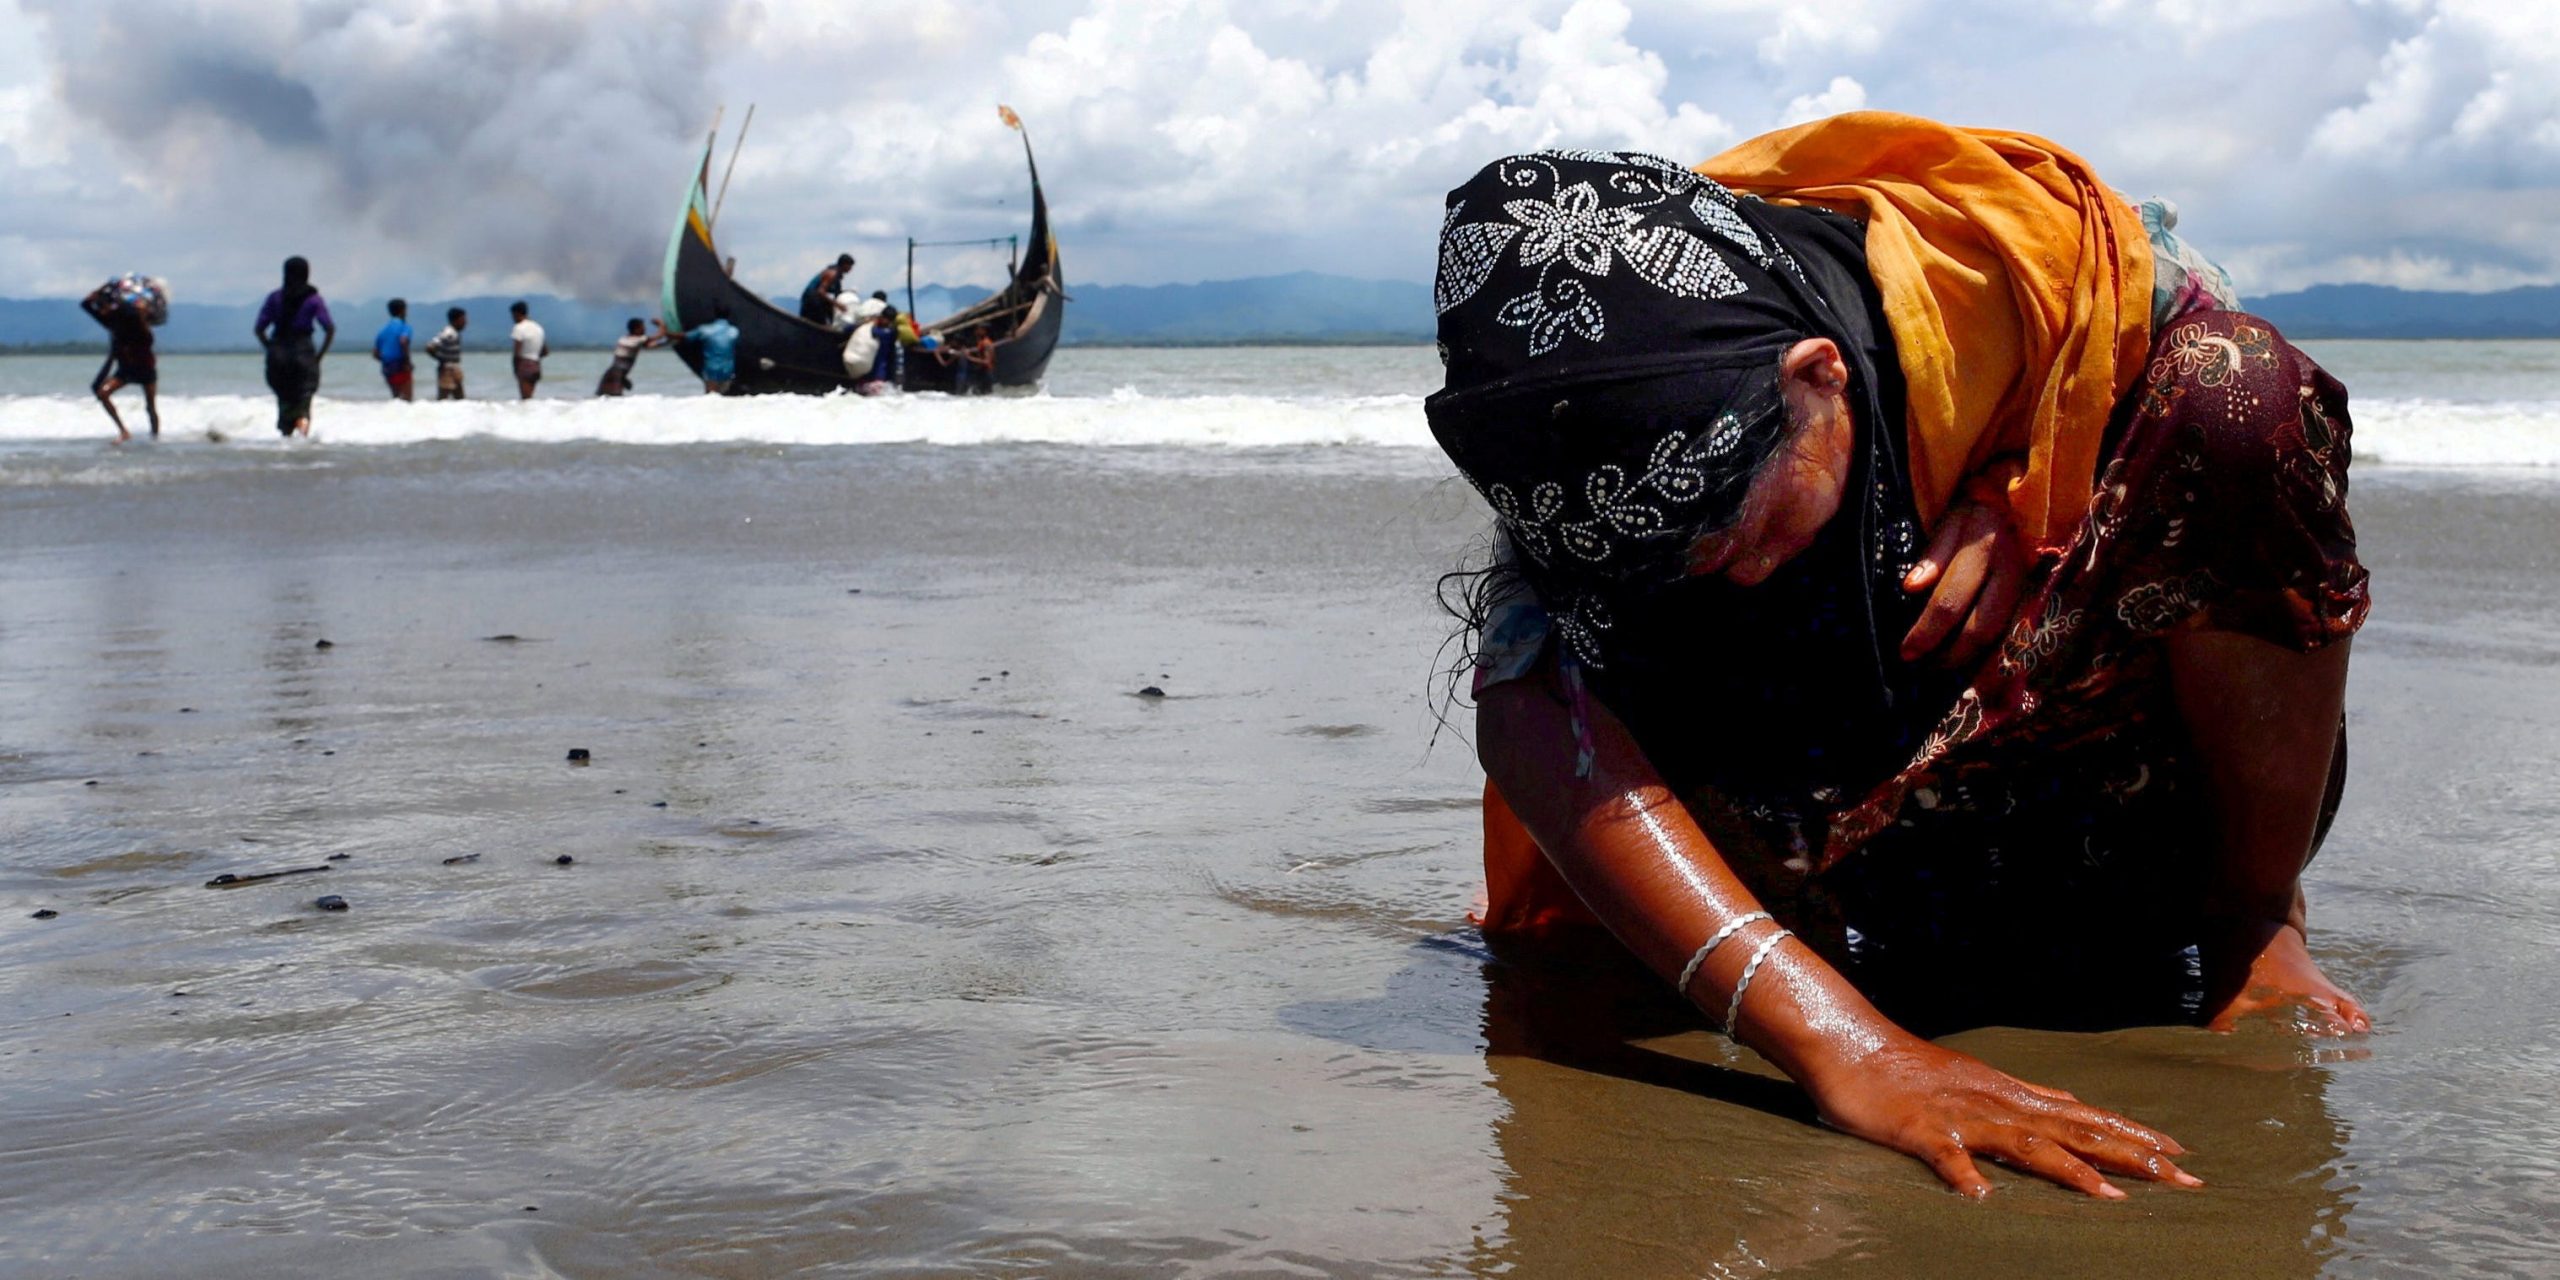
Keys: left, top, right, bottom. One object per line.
{"left": 24, "top": 0, "right": 740, "bottom": 298}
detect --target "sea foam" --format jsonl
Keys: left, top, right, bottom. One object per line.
{"left": 2, "top": 388, "right": 2557, "bottom": 468}
{"left": 0, "top": 388, "right": 1436, "bottom": 452}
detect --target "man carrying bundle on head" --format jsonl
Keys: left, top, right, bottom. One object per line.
{"left": 80, "top": 273, "right": 166, "bottom": 443}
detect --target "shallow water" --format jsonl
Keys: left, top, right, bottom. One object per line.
{"left": 2, "top": 340, "right": 2558, "bottom": 465}
{"left": 1, "top": 371, "right": 2558, "bottom": 1275}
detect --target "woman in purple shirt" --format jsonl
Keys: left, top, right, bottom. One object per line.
{"left": 253, "top": 256, "right": 335, "bottom": 437}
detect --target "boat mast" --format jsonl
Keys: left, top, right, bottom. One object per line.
{"left": 711, "top": 103, "right": 755, "bottom": 233}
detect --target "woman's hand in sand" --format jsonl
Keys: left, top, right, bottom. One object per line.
{"left": 1805, "top": 1032, "right": 2202, "bottom": 1199}
{"left": 1901, "top": 501, "right": 2030, "bottom": 668}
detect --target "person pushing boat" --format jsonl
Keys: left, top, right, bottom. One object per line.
{"left": 680, "top": 305, "right": 741, "bottom": 395}
{"left": 597, "top": 318, "right": 670, "bottom": 396}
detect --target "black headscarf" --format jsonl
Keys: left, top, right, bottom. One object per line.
{"left": 1426, "top": 150, "right": 1916, "bottom": 673}
{"left": 278, "top": 256, "right": 315, "bottom": 320}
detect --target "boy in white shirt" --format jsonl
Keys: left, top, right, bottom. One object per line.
{"left": 508, "top": 300, "right": 548, "bottom": 400}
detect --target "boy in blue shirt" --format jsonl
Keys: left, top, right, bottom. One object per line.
{"left": 374, "top": 299, "right": 414, "bottom": 401}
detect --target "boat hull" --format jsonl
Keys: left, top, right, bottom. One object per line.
{"left": 662, "top": 134, "right": 1063, "bottom": 397}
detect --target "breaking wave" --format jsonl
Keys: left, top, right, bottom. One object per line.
{"left": 2, "top": 387, "right": 2558, "bottom": 467}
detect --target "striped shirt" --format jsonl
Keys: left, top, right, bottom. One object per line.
{"left": 425, "top": 326, "right": 464, "bottom": 368}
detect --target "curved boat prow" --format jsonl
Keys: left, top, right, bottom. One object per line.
{"left": 661, "top": 134, "right": 717, "bottom": 374}
{"left": 905, "top": 107, "right": 1066, "bottom": 393}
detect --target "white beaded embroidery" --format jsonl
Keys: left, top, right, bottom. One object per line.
{"left": 1433, "top": 151, "right": 1755, "bottom": 357}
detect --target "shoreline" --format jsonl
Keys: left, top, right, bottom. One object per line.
{"left": 0, "top": 337, "right": 1448, "bottom": 356}
{"left": 20, "top": 335, "right": 2560, "bottom": 359}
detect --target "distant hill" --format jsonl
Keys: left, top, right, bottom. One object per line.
{"left": 6, "top": 275, "right": 2554, "bottom": 351}
{"left": 2245, "top": 284, "right": 2560, "bottom": 339}
{"left": 1056, "top": 272, "right": 1431, "bottom": 344}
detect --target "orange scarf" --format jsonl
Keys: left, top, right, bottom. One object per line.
{"left": 1702, "top": 112, "right": 2154, "bottom": 549}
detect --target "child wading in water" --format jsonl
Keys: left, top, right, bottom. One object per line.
{"left": 1432, "top": 117, "right": 2368, "bottom": 1200}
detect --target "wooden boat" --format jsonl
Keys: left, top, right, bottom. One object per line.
{"left": 660, "top": 108, "right": 1063, "bottom": 395}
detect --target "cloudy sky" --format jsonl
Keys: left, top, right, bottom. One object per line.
{"left": 2, "top": 0, "right": 2555, "bottom": 304}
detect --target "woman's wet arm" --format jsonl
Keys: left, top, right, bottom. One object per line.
{"left": 1478, "top": 670, "right": 2200, "bottom": 1195}
{"left": 1473, "top": 663, "right": 1898, "bottom": 1082}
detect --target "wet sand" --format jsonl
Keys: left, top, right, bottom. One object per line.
{"left": 1, "top": 444, "right": 2555, "bottom": 1277}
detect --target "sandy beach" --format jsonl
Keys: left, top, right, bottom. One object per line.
{"left": 1, "top": 382, "right": 2555, "bottom": 1276}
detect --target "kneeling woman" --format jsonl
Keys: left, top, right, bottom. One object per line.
{"left": 1432, "top": 116, "right": 2370, "bottom": 1199}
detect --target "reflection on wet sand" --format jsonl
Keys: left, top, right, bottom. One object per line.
{"left": 1469, "top": 932, "right": 2350, "bottom": 1278}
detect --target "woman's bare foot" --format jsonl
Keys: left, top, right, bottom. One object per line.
{"left": 2203, "top": 919, "right": 2370, "bottom": 1035}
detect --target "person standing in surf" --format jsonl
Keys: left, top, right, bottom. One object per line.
{"left": 374, "top": 298, "right": 415, "bottom": 402}
{"left": 508, "top": 301, "right": 547, "bottom": 400}
{"left": 962, "top": 326, "right": 996, "bottom": 395}
{"left": 253, "top": 256, "right": 333, "bottom": 438}
{"left": 425, "top": 307, "right": 468, "bottom": 400}
{"left": 681, "top": 304, "right": 741, "bottom": 395}
{"left": 81, "top": 276, "right": 163, "bottom": 443}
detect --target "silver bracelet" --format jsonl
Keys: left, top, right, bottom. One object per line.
{"left": 1722, "top": 929, "right": 1794, "bottom": 1035}
{"left": 1675, "top": 911, "right": 1772, "bottom": 997}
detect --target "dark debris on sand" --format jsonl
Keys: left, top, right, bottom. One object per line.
{"left": 205, "top": 865, "right": 331, "bottom": 888}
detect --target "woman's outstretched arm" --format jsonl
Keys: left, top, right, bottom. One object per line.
{"left": 1478, "top": 659, "right": 2201, "bottom": 1198}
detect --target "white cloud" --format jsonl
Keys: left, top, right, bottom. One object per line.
{"left": 0, "top": 0, "right": 2554, "bottom": 299}
{"left": 2313, "top": 1, "right": 2560, "bottom": 180}
{"left": 1781, "top": 75, "right": 1866, "bottom": 124}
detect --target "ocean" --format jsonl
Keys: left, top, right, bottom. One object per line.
{"left": 2, "top": 342, "right": 2557, "bottom": 1277}
{"left": 1, "top": 341, "right": 2557, "bottom": 464}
